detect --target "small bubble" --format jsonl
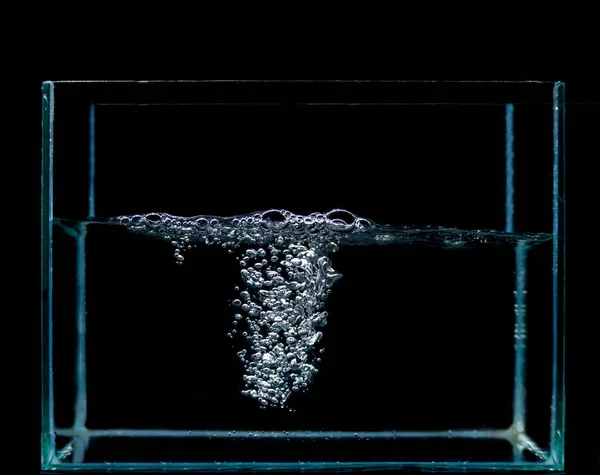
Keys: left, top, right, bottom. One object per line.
{"left": 232, "top": 299, "right": 242, "bottom": 307}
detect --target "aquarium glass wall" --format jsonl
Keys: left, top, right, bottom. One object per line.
{"left": 41, "top": 81, "right": 565, "bottom": 471}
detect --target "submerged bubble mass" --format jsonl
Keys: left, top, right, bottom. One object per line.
{"left": 117, "top": 209, "right": 366, "bottom": 408}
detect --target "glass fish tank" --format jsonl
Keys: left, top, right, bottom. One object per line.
{"left": 41, "top": 80, "right": 565, "bottom": 471}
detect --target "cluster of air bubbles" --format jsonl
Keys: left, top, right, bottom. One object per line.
{"left": 115, "top": 209, "right": 363, "bottom": 408}
{"left": 115, "top": 209, "right": 552, "bottom": 256}
{"left": 170, "top": 237, "right": 194, "bottom": 265}
{"left": 231, "top": 240, "right": 342, "bottom": 408}
{"left": 115, "top": 209, "right": 375, "bottom": 264}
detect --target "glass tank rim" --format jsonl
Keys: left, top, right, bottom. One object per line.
{"left": 43, "top": 79, "right": 562, "bottom": 85}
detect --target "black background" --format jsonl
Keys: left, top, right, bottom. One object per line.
{"left": 51, "top": 81, "right": 556, "bottom": 233}
{"left": 25, "top": 75, "right": 594, "bottom": 473}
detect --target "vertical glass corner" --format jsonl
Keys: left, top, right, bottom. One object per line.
{"left": 41, "top": 81, "right": 55, "bottom": 469}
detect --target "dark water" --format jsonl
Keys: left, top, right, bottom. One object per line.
{"left": 51, "top": 209, "right": 554, "bottom": 463}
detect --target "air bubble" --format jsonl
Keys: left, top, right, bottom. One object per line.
{"left": 375, "top": 234, "right": 393, "bottom": 244}
{"left": 356, "top": 218, "right": 372, "bottom": 230}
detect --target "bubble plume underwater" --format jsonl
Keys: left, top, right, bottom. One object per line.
{"left": 115, "top": 209, "right": 365, "bottom": 409}
{"left": 110, "top": 208, "right": 551, "bottom": 409}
